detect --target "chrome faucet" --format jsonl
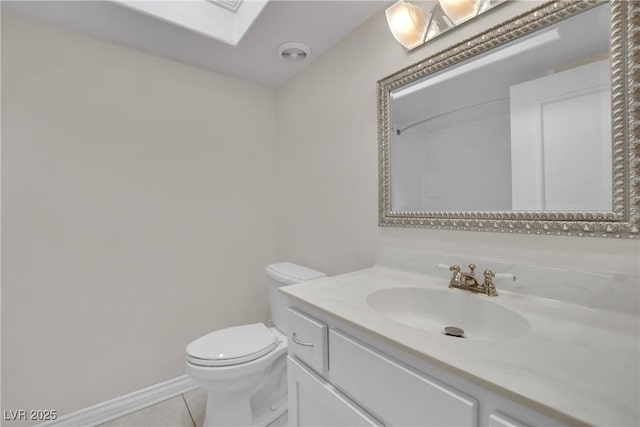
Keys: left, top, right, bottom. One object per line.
{"left": 438, "top": 264, "right": 515, "bottom": 297}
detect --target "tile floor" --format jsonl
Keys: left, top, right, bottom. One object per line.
{"left": 99, "top": 388, "right": 287, "bottom": 427}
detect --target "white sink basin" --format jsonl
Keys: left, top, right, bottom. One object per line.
{"left": 366, "top": 287, "right": 530, "bottom": 341}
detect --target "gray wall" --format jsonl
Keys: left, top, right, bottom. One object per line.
{"left": 1, "top": 13, "right": 278, "bottom": 420}
{"left": 274, "top": 3, "right": 639, "bottom": 276}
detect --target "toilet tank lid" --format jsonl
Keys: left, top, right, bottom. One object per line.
{"left": 265, "top": 262, "right": 325, "bottom": 285}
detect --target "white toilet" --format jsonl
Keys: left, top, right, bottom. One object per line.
{"left": 185, "top": 262, "right": 325, "bottom": 427}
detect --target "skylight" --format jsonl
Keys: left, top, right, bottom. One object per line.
{"left": 208, "top": 0, "right": 244, "bottom": 13}
{"left": 113, "top": 0, "right": 268, "bottom": 46}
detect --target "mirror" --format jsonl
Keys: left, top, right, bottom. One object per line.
{"left": 378, "top": 0, "right": 639, "bottom": 238}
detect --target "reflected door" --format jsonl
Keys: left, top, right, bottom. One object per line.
{"left": 510, "top": 59, "right": 612, "bottom": 211}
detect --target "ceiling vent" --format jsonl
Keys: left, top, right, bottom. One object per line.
{"left": 277, "top": 42, "right": 311, "bottom": 62}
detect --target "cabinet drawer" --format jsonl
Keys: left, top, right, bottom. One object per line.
{"left": 330, "top": 329, "right": 478, "bottom": 426}
{"left": 288, "top": 356, "right": 382, "bottom": 427}
{"left": 287, "top": 308, "right": 328, "bottom": 375}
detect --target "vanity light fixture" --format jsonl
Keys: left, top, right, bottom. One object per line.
{"left": 386, "top": 0, "right": 504, "bottom": 50}
{"left": 385, "top": 0, "right": 428, "bottom": 50}
{"left": 438, "top": 0, "right": 482, "bottom": 24}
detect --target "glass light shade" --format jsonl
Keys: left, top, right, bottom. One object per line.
{"left": 385, "top": 0, "right": 428, "bottom": 50}
{"left": 438, "top": 0, "right": 481, "bottom": 24}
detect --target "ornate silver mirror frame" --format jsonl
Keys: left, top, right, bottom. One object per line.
{"left": 378, "top": 0, "right": 639, "bottom": 238}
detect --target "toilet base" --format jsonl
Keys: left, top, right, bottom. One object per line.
{"left": 203, "top": 392, "right": 252, "bottom": 426}
{"left": 202, "top": 394, "right": 287, "bottom": 427}
{"left": 201, "top": 353, "right": 287, "bottom": 427}
{"left": 252, "top": 405, "right": 287, "bottom": 427}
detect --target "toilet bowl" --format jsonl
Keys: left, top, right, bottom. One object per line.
{"left": 186, "top": 324, "right": 288, "bottom": 426}
{"left": 185, "top": 263, "right": 325, "bottom": 427}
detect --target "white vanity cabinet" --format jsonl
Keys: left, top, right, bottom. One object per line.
{"left": 286, "top": 307, "right": 382, "bottom": 426}
{"left": 286, "top": 305, "right": 566, "bottom": 427}
{"left": 329, "top": 329, "right": 478, "bottom": 426}
{"left": 287, "top": 356, "right": 382, "bottom": 426}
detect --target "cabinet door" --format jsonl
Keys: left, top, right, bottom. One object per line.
{"left": 330, "top": 329, "right": 478, "bottom": 426}
{"left": 287, "top": 356, "right": 382, "bottom": 427}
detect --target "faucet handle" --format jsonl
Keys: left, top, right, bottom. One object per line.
{"left": 468, "top": 264, "right": 476, "bottom": 276}
{"left": 482, "top": 270, "right": 498, "bottom": 296}
{"left": 436, "top": 263, "right": 451, "bottom": 271}
{"left": 482, "top": 270, "right": 516, "bottom": 281}
{"left": 494, "top": 272, "right": 517, "bottom": 282}
{"left": 437, "top": 264, "right": 460, "bottom": 273}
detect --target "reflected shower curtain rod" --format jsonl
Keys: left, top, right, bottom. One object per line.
{"left": 395, "top": 97, "right": 509, "bottom": 135}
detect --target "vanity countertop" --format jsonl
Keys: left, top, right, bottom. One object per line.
{"left": 280, "top": 266, "right": 640, "bottom": 427}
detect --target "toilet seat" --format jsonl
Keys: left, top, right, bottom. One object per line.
{"left": 186, "top": 323, "right": 279, "bottom": 367}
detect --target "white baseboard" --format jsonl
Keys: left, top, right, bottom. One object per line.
{"left": 38, "top": 375, "right": 198, "bottom": 427}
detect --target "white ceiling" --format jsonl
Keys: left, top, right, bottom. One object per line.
{"left": 1, "top": 0, "right": 388, "bottom": 88}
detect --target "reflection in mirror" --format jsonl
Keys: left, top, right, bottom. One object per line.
{"left": 379, "top": 0, "right": 639, "bottom": 237}
{"left": 390, "top": 3, "right": 611, "bottom": 212}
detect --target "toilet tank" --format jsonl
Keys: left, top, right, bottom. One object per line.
{"left": 265, "top": 262, "right": 325, "bottom": 335}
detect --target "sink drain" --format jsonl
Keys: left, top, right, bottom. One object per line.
{"left": 444, "top": 326, "right": 465, "bottom": 338}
